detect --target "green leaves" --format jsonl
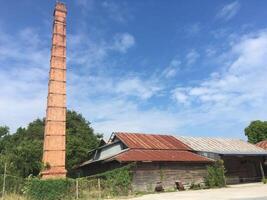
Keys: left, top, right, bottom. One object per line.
{"left": 245, "top": 120, "right": 267, "bottom": 144}
{"left": 90, "top": 164, "right": 134, "bottom": 196}
{"left": 24, "top": 178, "right": 75, "bottom": 200}
{"left": 66, "top": 110, "right": 101, "bottom": 174}
{"left": 0, "top": 110, "right": 101, "bottom": 178}
{"left": 205, "top": 160, "right": 226, "bottom": 188}
{"left": 0, "top": 126, "right": 9, "bottom": 138}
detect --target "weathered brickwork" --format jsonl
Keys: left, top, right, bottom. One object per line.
{"left": 41, "top": 2, "right": 67, "bottom": 179}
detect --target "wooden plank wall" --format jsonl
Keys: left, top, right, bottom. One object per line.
{"left": 132, "top": 162, "right": 209, "bottom": 192}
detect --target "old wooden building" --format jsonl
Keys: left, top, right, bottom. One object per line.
{"left": 177, "top": 136, "right": 267, "bottom": 184}
{"left": 76, "top": 132, "right": 212, "bottom": 191}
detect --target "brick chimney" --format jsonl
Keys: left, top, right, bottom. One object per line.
{"left": 41, "top": 2, "right": 67, "bottom": 178}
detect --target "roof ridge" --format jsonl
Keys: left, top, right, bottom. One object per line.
{"left": 114, "top": 132, "right": 174, "bottom": 136}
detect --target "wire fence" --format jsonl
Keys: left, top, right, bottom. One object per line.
{"left": 0, "top": 174, "right": 25, "bottom": 198}
{"left": 0, "top": 174, "right": 265, "bottom": 200}
{"left": 0, "top": 175, "right": 130, "bottom": 200}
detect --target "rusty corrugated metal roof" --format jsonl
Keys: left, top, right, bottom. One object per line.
{"left": 256, "top": 140, "right": 267, "bottom": 150}
{"left": 113, "top": 132, "right": 191, "bottom": 150}
{"left": 177, "top": 136, "right": 267, "bottom": 155}
{"left": 112, "top": 149, "right": 212, "bottom": 163}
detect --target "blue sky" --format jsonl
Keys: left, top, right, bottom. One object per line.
{"left": 1, "top": 0, "right": 267, "bottom": 139}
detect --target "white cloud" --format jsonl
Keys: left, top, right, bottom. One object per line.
{"left": 68, "top": 32, "right": 135, "bottom": 68}
{"left": 216, "top": 1, "right": 240, "bottom": 21}
{"left": 0, "top": 28, "right": 49, "bottom": 131}
{"left": 0, "top": 25, "right": 137, "bottom": 135}
{"left": 69, "top": 97, "right": 183, "bottom": 140}
{"left": 2, "top": 11, "right": 267, "bottom": 141}
{"left": 112, "top": 33, "right": 135, "bottom": 53}
{"left": 114, "top": 77, "right": 161, "bottom": 99}
{"left": 184, "top": 23, "right": 201, "bottom": 36}
{"left": 206, "top": 47, "right": 217, "bottom": 57}
{"left": 172, "top": 88, "right": 189, "bottom": 104}
{"left": 101, "top": 1, "right": 130, "bottom": 23}
{"left": 172, "top": 30, "right": 267, "bottom": 126}
{"left": 186, "top": 49, "right": 199, "bottom": 65}
{"left": 75, "top": 0, "right": 95, "bottom": 14}
{"left": 163, "top": 59, "right": 181, "bottom": 78}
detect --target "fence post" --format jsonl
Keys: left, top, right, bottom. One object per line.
{"left": 76, "top": 179, "right": 79, "bottom": 200}
{"left": 98, "top": 178, "right": 101, "bottom": 199}
{"left": 2, "top": 163, "right": 7, "bottom": 200}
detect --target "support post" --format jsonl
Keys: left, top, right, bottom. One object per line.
{"left": 2, "top": 163, "right": 7, "bottom": 200}
{"left": 260, "top": 162, "right": 265, "bottom": 180}
{"left": 76, "top": 179, "right": 79, "bottom": 199}
{"left": 98, "top": 178, "right": 101, "bottom": 199}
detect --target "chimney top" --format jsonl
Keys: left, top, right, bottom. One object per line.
{"left": 55, "top": 2, "right": 67, "bottom": 13}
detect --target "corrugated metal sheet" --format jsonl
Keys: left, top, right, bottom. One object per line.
{"left": 256, "top": 140, "right": 267, "bottom": 150}
{"left": 177, "top": 136, "right": 267, "bottom": 155}
{"left": 114, "top": 132, "right": 191, "bottom": 150}
{"left": 113, "top": 149, "right": 213, "bottom": 163}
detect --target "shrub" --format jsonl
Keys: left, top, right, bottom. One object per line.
{"left": 189, "top": 182, "right": 202, "bottom": 190}
{"left": 205, "top": 159, "right": 226, "bottom": 188}
{"left": 0, "top": 175, "right": 25, "bottom": 195}
{"left": 262, "top": 178, "right": 267, "bottom": 184}
{"left": 24, "top": 178, "right": 75, "bottom": 200}
{"left": 89, "top": 164, "right": 134, "bottom": 196}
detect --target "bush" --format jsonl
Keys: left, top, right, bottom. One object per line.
{"left": 24, "top": 178, "right": 75, "bottom": 200}
{"left": 262, "top": 178, "right": 267, "bottom": 184}
{"left": 0, "top": 175, "right": 25, "bottom": 195}
{"left": 205, "top": 160, "right": 226, "bottom": 188}
{"left": 89, "top": 164, "right": 134, "bottom": 196}
{"left": 189, "top": 182, "right": 202, "bottom": 190}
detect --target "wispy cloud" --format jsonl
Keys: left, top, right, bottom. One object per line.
{"left": 101, "top": 0, "right": 131, "bottom": 23}
{"left": 0, "top": 27, "right": 49, "bottom": 131}
{"left": 186, "top": 49, "right": 199, "bottom": 65}
{"left": 216, "top": 1, "right": 240, "bottom": 21}
{"left": 162, "top": 58, "right": 181, "bottom": 78}
{"left": 0, "top": 24, "right": 137, "bottom": 134}
{"left": 114, "top": 77, "right": 162, "bottom": 99}
{"left": 173, "top": 30, "right": 267, "bottom": 129}
{"left": 112, "top": 33, "right": 135, "bottom": 53}
{"left": 205, "top": 47, "right": 217, "bottom": 57}
{"left": 68, "top": 32, "right": 135, "bottom": 68}
{"left": 75, "top": 0, "right": 95, "bottom": 13}
{"left": 172, "top": 88, "right": 189, "bottom": 105}
{"left": 184, "top": 23, "right": 201, "bottom": 36}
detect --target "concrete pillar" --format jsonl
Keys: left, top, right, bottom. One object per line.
{"left": 41, "top": 2, "right": 67, "bottom": 179}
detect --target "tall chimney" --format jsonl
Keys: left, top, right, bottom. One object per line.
{"left": 41, "top": 2, "right": 67, "bottom": 178}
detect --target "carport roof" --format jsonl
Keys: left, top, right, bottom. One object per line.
{"left": 176, "top": 136, "right": 267, "bottom": 155}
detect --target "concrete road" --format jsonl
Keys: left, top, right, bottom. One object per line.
{"left": 128, "top": 183, "right": 267, "bottom": 200}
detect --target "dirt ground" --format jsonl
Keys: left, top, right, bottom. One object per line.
{"left": 128, "top": 183, "right": 267, "bottom": 200}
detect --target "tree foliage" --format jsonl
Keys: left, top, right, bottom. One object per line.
{"left": 0, "top": 110, "right": 101, "bottom": 177}
{"left": 244, "top": 120, "right": 267, "bottom": 144}
{"left": 205, "top": 160, "right": 226, "bottom": 188}
{"left": 24, "top": 178, "right": 75, "bottom": 200}
{"left": 0, "top": 126, "right": 9, "bottom": 138}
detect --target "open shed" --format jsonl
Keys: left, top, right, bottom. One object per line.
{"left": 177, "top": 136, "right": 267, "bottom": 184}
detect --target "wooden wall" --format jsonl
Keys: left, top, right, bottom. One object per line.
{"left": 132, "top": 162, "right": 209, "bottom": 192}
{"left": 222, "top": 156, "right": 264, "bottom": 184}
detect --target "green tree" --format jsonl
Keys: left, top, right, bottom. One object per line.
{"left": 205, "top": 160, "right": 226, "bottom": 188}
{"left": 245, "top": 120, "right": 267, "bottom": 144}
{"left": 66, "top": 110, "right": 102, "bottom": 173}
{"left": 0, "top": 110, "right": 101, "bottom": 177}
{"left": 0, "top": 126, "right": 9, "bottom": 138}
